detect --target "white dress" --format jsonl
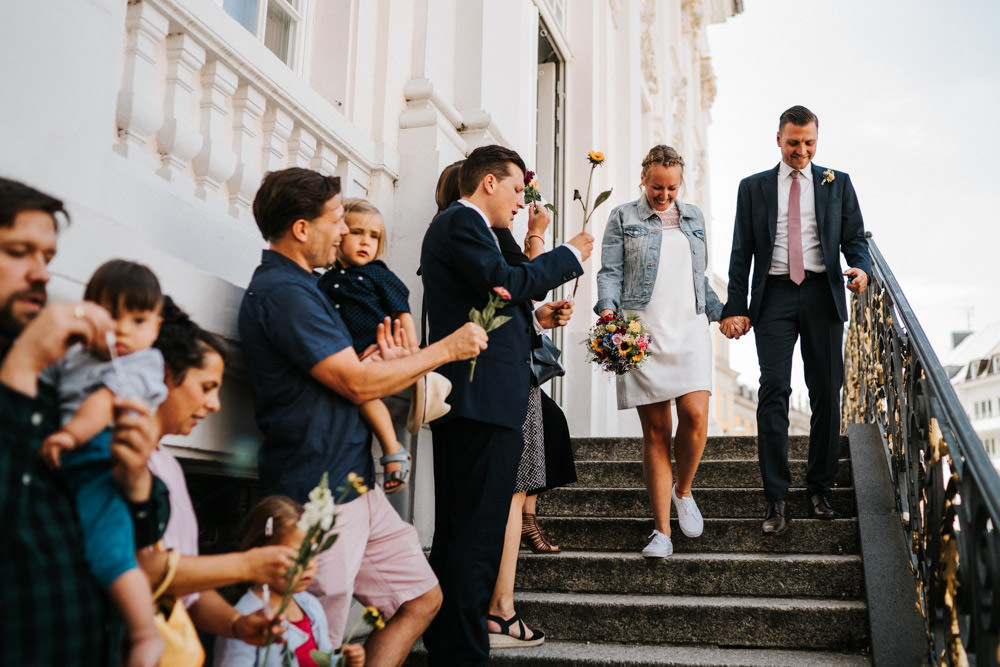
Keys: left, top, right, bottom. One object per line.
{"left": 617, "top": 203, "right": 712, "bottom": 409}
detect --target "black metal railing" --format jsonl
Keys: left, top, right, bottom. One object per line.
{"left": 843, "top": 234, "right": 1000, "bottom": 666}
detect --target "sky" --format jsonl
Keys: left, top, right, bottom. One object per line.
{"left": 705, "top": 0, "right": 1000, "bottom": 388}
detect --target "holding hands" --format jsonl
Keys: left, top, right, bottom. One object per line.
{"left": 719, "top": 316, "right": 750, "bottom": 340}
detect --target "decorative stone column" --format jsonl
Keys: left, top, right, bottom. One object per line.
{"left": 156, "top": 33, "right": 206, "bottom": 182}
{"left": 115, "top": 1, "right": 169, "bottom": 161}
{"left": 193, "top": 59, "right": 238, "bottom": 201}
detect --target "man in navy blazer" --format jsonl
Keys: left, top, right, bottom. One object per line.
{"left": 720, "top": 106, "right": 870, "bottom": 536}
{"left": 420, "top": 145, "right": 593, "bottom": 666}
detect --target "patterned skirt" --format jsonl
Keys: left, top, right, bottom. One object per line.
{"left": 514, "top": 382, "right": 546, "bottom": 493}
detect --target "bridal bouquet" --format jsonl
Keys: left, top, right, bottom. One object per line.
{"left": 584, "top": 312, "right": 651, "bottom": 375}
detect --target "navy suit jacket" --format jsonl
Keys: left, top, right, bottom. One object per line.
{"left": 421, "top": 201, "right": 582, "bottom": 430}
{"left": 722, "top": 162, "right": 871, "bottom": 325}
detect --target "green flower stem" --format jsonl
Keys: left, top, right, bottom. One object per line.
{"left": 580, "top": 164, "right": 595, "bottom": 231}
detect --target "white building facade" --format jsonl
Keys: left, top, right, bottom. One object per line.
{"left": 945, "top": 326, "right": 1000, "bottom": 471}
{"left": 1, "top": 0, "right": 743, "bottom": 537}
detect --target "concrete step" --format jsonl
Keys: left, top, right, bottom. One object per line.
{"left": 516, "top": 551, "right": 864, "bottom": 599}
{"left": 538, "top": 517, "right": 859, "bottom": 555}
{"left": 514, "top": 591, "right": 869, "bottom": 651}
{"left": 573, "top": 435, "right": 850, "bottom": 462}
{"left": 573, "top": 458, "right": 853, "bottom": 488}
{"left": 540, "top": 487, "right": 856, "bottom": 519}
{"left": 405, "top": 640, "right": 870, "bottom": 666}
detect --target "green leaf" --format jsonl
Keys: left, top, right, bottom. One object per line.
{"left": 593, "top": 188, "right": 613, "bottom": 210}
{"left": 320, "top": 533, "right": 339, "bottom": 551}
{"left": 485, "top": 315, "right": 512, "bottom": 332}
{"left": 310, "top": 650, "right": 334, "bottom": 667}
{"left": 544, "top": 203, "right": 557, "bottom": 215}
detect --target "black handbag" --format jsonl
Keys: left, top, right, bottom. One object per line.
{"left": 531, "top": 335, "right": 566, "bottom": 385}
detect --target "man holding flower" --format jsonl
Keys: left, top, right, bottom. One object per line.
{"left": 238, "top": 167, "right": 489, "bottom": 665}
{"left": 419, "top": 145, "right": 593, "bottom": 666}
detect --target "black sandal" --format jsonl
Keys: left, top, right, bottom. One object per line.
{"left": 487, "top": 613, "right": 545, "bottom": 649}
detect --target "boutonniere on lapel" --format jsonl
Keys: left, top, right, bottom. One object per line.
{"left": 821, "top": 169, "right": 835, "bottom": 186}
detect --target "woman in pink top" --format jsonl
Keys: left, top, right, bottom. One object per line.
{"left": 137, "top": 298, "right": 295, "bottom": 650}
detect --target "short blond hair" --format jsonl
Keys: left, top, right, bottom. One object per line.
{"left": 342, "top": 197, "right": 386, "bottom": 259}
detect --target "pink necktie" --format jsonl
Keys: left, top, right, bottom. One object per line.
{"left": 787, "top": 170, "right": 805, "bottom": 285}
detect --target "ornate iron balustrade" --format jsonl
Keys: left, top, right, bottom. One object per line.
{"left": 843, "top": 234, "right": 1000, "bottom": 666}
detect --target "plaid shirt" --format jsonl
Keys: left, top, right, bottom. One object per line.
{"left": 0, "top": 382, "right": 169, "bottom": 665}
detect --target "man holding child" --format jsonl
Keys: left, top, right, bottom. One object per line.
{"left": 238, "top": 167, "right": 487, "bottom": 665}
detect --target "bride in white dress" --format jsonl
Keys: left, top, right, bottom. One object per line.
{"left": 595, "top": 145, "right": 726, "bottom": 558}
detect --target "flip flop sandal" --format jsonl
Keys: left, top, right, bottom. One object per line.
{"left": 379, "top": 449, "right": 411, "bottom": 495}
{"left": 487, "top": 613, "right": 545, "bottom": 649}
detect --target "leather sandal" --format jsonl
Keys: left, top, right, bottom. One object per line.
{"left": 380, "top": 449, "right": 411, "bottom": 495}
{"left": 487, "top": 613, "right": 545, "bottom": 649}
{"left": 521, "top": 512, "right": 560, "bottom": 553}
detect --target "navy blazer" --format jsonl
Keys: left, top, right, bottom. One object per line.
{"left": 421, "top": 201, "right": 582, "bottom": 429}
{"left": 722, "top": 162, "right": 871, "bottom": 325}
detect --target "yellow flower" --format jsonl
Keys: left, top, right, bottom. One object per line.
{"left": 592, "top": 338, "right": 602, "bottom": 351}
{"left": 606, "top": 324, "right": 617, "bottom": 333}
{"left": 633, "top": 349, "right": 644, "bottom": 362}
{"left": 587, "top": 151, "right": 605, "bottom": 165}
{"left": 822, "top": 169, "right": 835, "bottom": 185}
{"left": 628, "top": 320, "right": 641, "bottom": 333}
{"left": 529, "top": 180, "right": 539, "bottom": 189}
{"left": 363, "top": 606, "right": 387, "bottom": 631}
{"left": 618, "top": 340, "right": 632, "bottom": 353}
{"left": 349, "top": 474, "right": 368, "bottom": 495}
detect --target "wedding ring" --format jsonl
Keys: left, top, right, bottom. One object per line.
{"left": 74, "top": 305, "right": 85, "bottom": 319}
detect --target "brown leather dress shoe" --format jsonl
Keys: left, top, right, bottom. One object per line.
{"left": 762, "top": 500, "right": 788, "bottom": 536}
{"left": 810, "top": 493, "right": 838, "bottom": 519}
{"left": 521, "top": 512, "right": 560, "bottom": 553}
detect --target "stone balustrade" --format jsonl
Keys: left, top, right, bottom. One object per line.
{"left": 113, "top": 0, "right": 393, "bottom": 218}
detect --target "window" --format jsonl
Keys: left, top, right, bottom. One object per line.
{"left": 224, "top": 0, "right": 304, "bottom": 67}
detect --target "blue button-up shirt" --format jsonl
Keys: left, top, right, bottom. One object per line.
{"left": 239, "top": 250, "right": 373, "bottom": 503}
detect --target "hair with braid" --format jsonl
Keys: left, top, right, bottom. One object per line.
{"left": 641, "top": 145, "right": 685, "bottom": 182}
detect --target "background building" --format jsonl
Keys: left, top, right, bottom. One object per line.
{"left": 1, "top": 0, "right": 745, "bottom": 542}
{"left": 945, "top": 324, "right": 1000, "bottom": 471}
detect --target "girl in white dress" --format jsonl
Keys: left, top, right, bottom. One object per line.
{"left": 595, "top": 145, "right": 725, "bottom": 558}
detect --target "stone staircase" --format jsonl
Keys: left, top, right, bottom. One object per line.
{"left": 486, "top": 435, "right": 871, "bottom": 666}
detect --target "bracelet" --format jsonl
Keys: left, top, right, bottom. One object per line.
{"left": 229, "top": 611, "right": 242, "bottom": 638}
{"left": 525, "top": 234, "right": 545, "bottom": 247}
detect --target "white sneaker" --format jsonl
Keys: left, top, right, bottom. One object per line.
{"left": 641, "top": 529, "right": 673, "bottom": 558}
{"left": 672, "top": 485, "right": 704, "bottom": 538}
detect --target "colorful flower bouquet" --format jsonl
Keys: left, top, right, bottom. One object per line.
{"left": 584, "top": 312, "right": 651, "bottom": 375}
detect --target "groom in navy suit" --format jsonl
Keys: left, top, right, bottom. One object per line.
{"left": 720, "top": 106, "right": 870, "bottom": 536}
{"left": 420, "top": 145, "right": 593, "bottom": 665}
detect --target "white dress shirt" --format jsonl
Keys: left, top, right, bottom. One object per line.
{"left": 771, "top": 161, "right": 825, "bottom": 275}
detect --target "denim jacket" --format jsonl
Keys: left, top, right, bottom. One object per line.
{"left": 595, "top": 196, "right": 724, "bottom": 321}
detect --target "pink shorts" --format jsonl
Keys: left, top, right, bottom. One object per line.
{"left": 308, "top": 486, "right": 438, "bottom": 647}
